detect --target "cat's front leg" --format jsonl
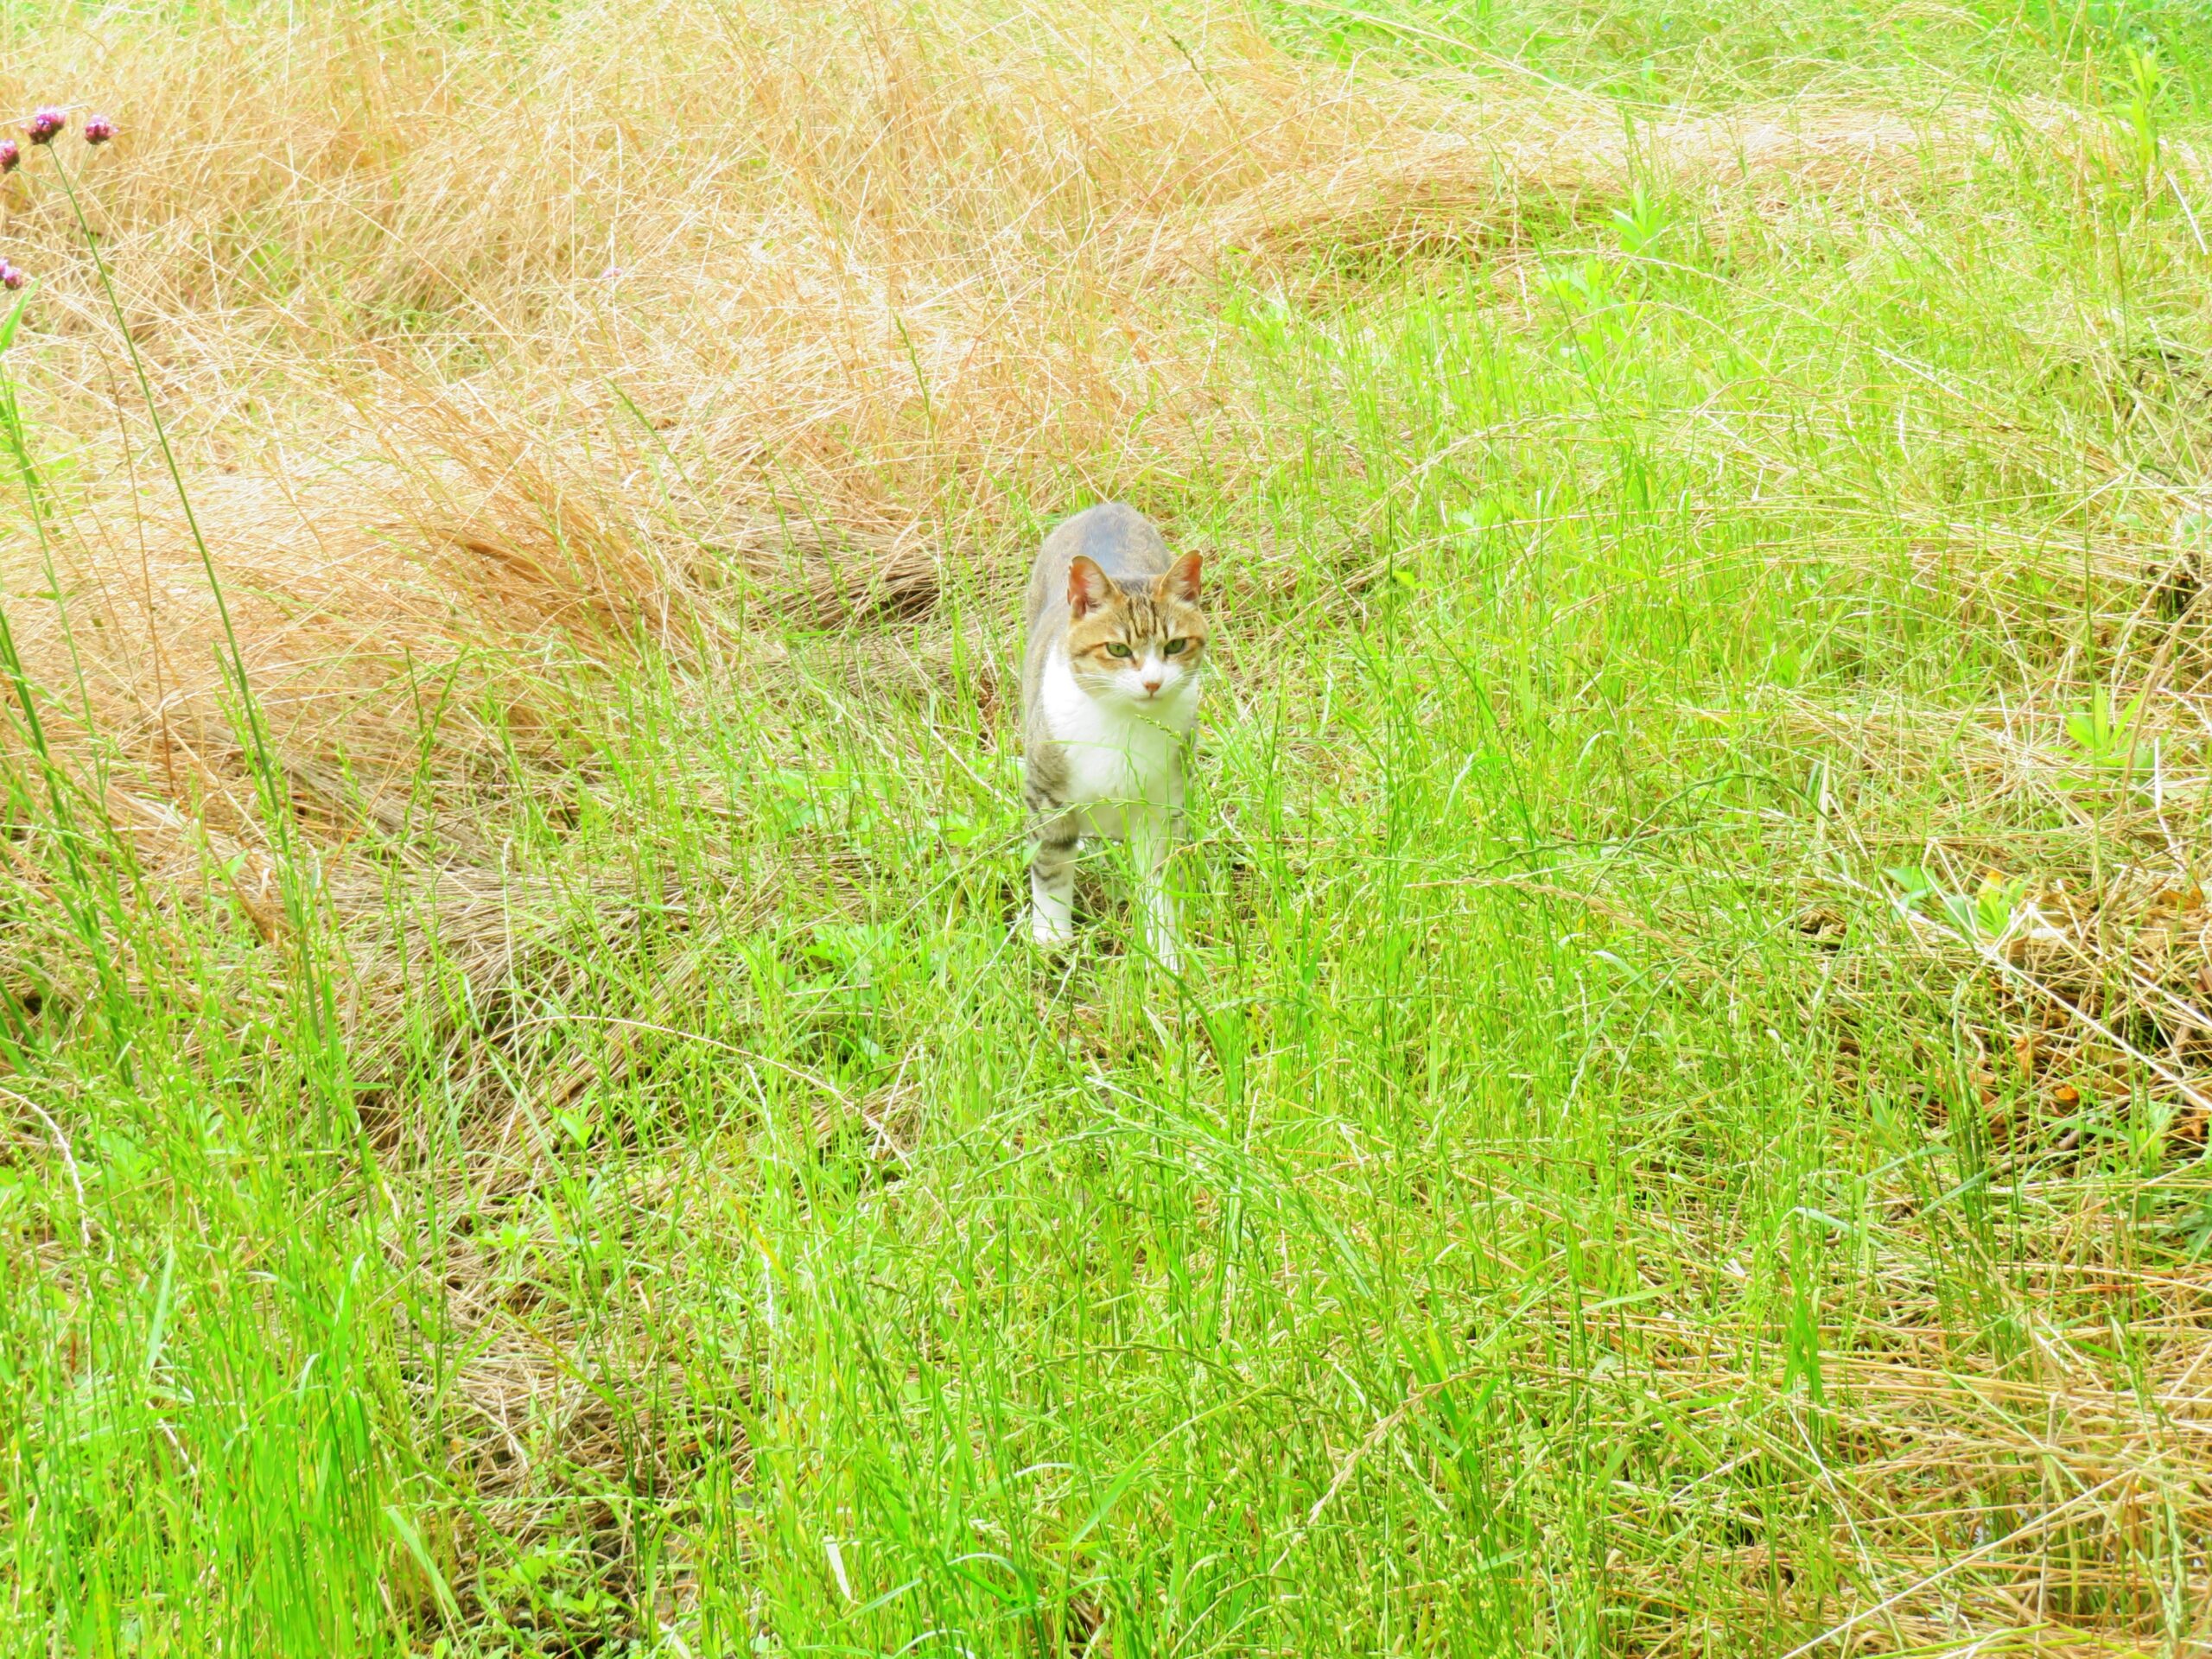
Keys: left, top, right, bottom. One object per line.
{"left": 1130, "top": 804, "right": 1180, "bottom": 972}
{"left": 1029, "top": 807, "right": 1078, "bottom": 949}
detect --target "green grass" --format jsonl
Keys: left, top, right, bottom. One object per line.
{"left": 1276, "top": 0, "right": 2212, "bottom": 102}
{"left": 7, "top": 1, "right": 2212, "bottom": 1654}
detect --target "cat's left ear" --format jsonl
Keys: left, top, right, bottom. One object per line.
{"left": 1160, "top": 551, "right": 1202, "bottom": 605}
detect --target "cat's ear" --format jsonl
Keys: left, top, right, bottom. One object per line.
{"left": 1160, "top": 551, "right": 1202, "bottom": 605}
{"left": 1067, "top": 556, "right": 1113, "bottom": 617}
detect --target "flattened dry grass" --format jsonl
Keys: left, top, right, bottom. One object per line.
{"left": 0, "top": 0, "right": 2098, "bottom": 849}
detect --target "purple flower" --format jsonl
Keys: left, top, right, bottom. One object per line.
{"left": 83, "top": 115, "right": 116, "bottom": 146}
{"left": 26, "top": 108, "right": 67, "bottom": 146}
{"left": 0, "top": 141, "right": 17, "bottom": 174}
{"left": 0, "top": 263, "right": 25, "bottom": 292}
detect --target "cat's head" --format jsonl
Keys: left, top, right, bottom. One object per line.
{"left": 1064, "top": 552, "right": 1209, "bottom": 707}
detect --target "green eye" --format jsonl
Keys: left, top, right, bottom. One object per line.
{"left": 1164, "top": 638, "right": 1189, "bottom": 656}
{"left": 1105, "top": 642, "right": 1133, "bottom": 658}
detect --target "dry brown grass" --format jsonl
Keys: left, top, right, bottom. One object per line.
{"left": 0, "top": 0, "right": 2075, "bottom": 866}
{"left": 3, "top": 0, "right": 2084, "bottom": 1100}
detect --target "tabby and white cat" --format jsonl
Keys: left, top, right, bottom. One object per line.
{"left": 1021, "top": 503, "right": 1209, "bottom": 969}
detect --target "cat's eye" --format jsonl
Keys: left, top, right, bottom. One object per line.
{"left": 1105, "top": 642, "right": 1133, "bottom": 658}
{"left": 1165, "top": 638, "right": 1191, "bottom": 656}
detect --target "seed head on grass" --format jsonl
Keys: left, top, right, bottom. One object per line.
{"left": 83, "top": 116, "right": 116, "bottom": 147}
{"left": 26, "top": 109, "right": 68, "bottom": 146}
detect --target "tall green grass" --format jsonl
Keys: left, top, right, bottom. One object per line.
{"left": 5, "top": 1, "right": 2212, "bottom": 1654}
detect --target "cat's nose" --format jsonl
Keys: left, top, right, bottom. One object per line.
{"left": 1141, "top": 676, "right": 1163, "bottom": 695}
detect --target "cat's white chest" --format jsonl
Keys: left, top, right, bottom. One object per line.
{"left": 1040, "top": 651, "right": 1193, "bottom": 833}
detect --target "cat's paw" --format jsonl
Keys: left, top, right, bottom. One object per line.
{"left": 1031, "top": 912, "right": 1076, "bottom": 950}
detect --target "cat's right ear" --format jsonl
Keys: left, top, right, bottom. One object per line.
{"left": 1160, "top": 551, "right": 1202, "bottom": 605}
{"left": 1067, "top": 556, "right": 1112, "bottom": 618}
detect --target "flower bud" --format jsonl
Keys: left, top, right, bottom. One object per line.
{"left": 83, "top": 115, "right": 116, "bottom": 146}
{"left": 0, "top": 141, "right": 18, "bottom": 174}
{"left": 26, "top": 108, "right": 67, "bottom": 146}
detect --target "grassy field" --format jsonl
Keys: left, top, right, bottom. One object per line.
{"left": 6, "top": 0, "right": 2212, "bottom": 1652}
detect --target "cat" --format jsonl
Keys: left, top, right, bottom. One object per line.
{"left": 1021, "top": 502, "right": 1209, "bottom": 969}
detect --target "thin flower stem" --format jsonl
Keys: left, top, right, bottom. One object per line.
{"left": 41, "top": 143, "right": 338, "bottom": 1061}
{"left": 0, "top": 293, "right": 138, "bottom": 1065}
{"left": 41, "top": 154, "right": 278, "bottom": 812}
